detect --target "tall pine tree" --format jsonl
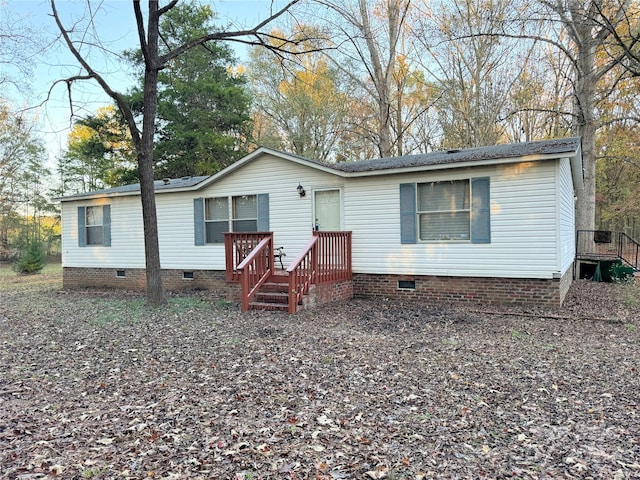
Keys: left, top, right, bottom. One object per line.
{"left": 126, "top": 2, "right": 252, "bottom": 178}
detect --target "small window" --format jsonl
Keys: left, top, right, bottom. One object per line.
{"left": 417, "top": 180, "right": 470, "bottom": 241}
{"left": 398, "top": 280, "right": 416, "bottom": 290}
{"left": 86, "top": 206, "right": 104, "bottom": 245}
{"left": 183, "top": 271, "right": 194, "bottom": 280}
{"left": 116, "top": 270, "right": 126, "bottom": 278}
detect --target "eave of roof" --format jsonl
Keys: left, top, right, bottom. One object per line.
{"left": 58, "top": 138, "right": 582, "bottom": 201}
{"left": 58, "top": 175, "right": 210, "bottom": 201}
{"left": 333, "top": 137, "right": 582, "bottom": 174}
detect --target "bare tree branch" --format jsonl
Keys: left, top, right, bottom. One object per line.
{"left": 50, "top": 0, "right": 141, "bottom": 148}
{"left": 161, "top": 0, "right": 301, "bottom": 65}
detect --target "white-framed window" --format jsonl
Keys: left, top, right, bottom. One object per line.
{"left": 205, "top": 197, "right": 229, "bottom": 244}
{"left": 204, "top": 195, "right": 258, "bottom": 243}
{"left": 86, "top": 205, "right": 105, "bottom": 245}
{"left": 78, "top": 205, "right": 111, "bottom": 247}
{"left": 232, "top": 195, "right": 258, "bottom": 232}
{"left": 417, "top": 179, "right": 470, "bottom": 241}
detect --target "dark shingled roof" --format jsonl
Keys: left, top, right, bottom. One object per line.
{"left": 332, "top": 137, "right": 582, "bottom": 173}
{"left": 60, "top": 175, "right": 210, "bottom": 200}
{"left": 59, "top": 138, "right": 581, "bottom": 201}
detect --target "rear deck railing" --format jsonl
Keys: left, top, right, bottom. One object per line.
{"left": 576, "top": 230, "right": 640, "bottom": 271}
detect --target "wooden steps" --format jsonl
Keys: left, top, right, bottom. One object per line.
{"left": 249, "top": 280, "right": 290, "bottom": 312}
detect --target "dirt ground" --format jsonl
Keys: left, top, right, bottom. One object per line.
{"left": 0, "top": 270, "right": 639, "bottom": 479}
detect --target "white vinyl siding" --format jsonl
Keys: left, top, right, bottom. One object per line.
{"left": 157, "top": 154, "right": 343, "bottom": 270}
{"left": 345, "top": 161, "right": 560, "bottom": 279}
{"left": 61, "top": 153, "right": 573, "bottom": 281}
{"left": 62, "top": 198, "right": 144, "bottom": 267}
{"left": 558, "top": 157, "right": 576, "bottom": 274}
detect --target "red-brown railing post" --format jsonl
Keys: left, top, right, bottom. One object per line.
{"left": 312, "top": 239, "right": 319, "bottom": 284}
{"left": 224, "top": 233, "right": 233, "bottom": 281}
{"left": 236, "top": 234, "right": 274, "bottom": 312}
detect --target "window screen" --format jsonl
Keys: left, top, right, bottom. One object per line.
{"left": 205, "top": 197, "right": 229, "bottom": 243}
{"left": 204, "top": 195, "right": 258, "bottom": 243}
{"left": 232, "top": 195, "right": 257, "bottom": 232}
{"left": 86, "top": 206, "right": 104, "bottom": 245}
{"left": 417, "top": 180, "right": 470, "bottom": 241}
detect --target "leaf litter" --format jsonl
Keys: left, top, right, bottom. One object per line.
{"left": 0, "top": 279, "right": 638, "bottom": 479}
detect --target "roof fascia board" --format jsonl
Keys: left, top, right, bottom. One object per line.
{"left": 193, "top": 147, "right": 345, "bottom": 191}
{"left": 59, "top": 148, "right": 343, "bottom": 202}
{"left": 59, "top": 145, "right": 581, "bottom": 201}
{"left": 58, "top": 186, "right": 200, "bottom": 202}
{"left": 568, "top": 144, "right": 584, "bottom": 191}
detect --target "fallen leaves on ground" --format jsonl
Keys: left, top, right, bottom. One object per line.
{"left": 0, "top": 278, "right": 638, "bottom": 479}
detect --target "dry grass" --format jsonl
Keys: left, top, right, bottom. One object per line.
{"left": 0, "top": 260, "right": 63, "bottom": 292}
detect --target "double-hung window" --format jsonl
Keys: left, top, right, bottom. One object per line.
{"left": 204, "top": 197, "right": 230, "bottom": 244}
{"left": 86, "top": 206, "right": 105, "bottom": 245}
{"left": 194, "top": 194, "right": 262, "bottom": 245}
{"left": 400, "top": 177, "right": 490, "bottom": 244}
{"left": 417, "top": 180, "right": 470, "bottom": 241}
{"left": 232, "top": 195, "right": 258, "bottom": 232}
{"left": 78, "top": 205, "right": 111, "bottom": 247}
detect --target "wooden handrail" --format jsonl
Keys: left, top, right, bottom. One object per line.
{"left": 313, "top": 231, "right": 352, "bottom": 284}
{"left": 286, "top": 236, "right": 318, "bottom": 274}
{"left": 286, "top": 236, "right": 318, "bottom": 314}
{"left": 236, "top": 235, "right": 273, "bottom": 311}
{"left": 224, "top": 232, "right": 272, "bottom": 282}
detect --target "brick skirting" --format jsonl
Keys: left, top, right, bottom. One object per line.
{"left": 63, "top": 267, "right": 572, "bottom": 307}
{"left": 352, "top": 270, "right": 573, "bottom": 307}
{"left": 302, "top": 280, "right": 354, "bottom": 310}
{"left": 62, "top": 267, "right": 239, "bottom": 299}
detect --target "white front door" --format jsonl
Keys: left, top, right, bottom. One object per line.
{"left": 314, "top": 189, "right": 341, "bottom": 231}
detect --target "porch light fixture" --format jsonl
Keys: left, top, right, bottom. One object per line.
{"left": 297, "top": 183, "right": 306, "bottom": 197}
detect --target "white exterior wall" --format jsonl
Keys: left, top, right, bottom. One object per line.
{"left": 61, "top": 195, "right": 145, "bottom": 268}
{"left": 61, "top": 153, "right": 574, "bottom": 280}
{"left": 557, "top": 157, "right": 576, "bottom": 275}
{"left": 62, "top": 154, "right": 343, "bottom": 270}
{"left": 158, "top": 154, "right": 343, "bottom": 270}
{"left": 344, "top": 160, "right": 561, "bottom": 279}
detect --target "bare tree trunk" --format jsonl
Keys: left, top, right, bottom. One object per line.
{"left": 52, "top": 0, "right": 303, "bottom": 306}
{"left": 138, "top": 1, "right": 164, "bottom": 305}
{"left": 544, "top": 0, "right": 630, "bottom": 232}
{"left": 319, "top": 0, "right": 409, "bottom": 158}
{"left": 359, "top": 0, "right": 394, "bottom": 157}
{"left": 574, "top": 41, "right": 597, "bottom": 232}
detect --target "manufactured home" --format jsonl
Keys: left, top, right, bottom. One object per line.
{"left": 59, "top": 137, "right": 584, "bottom": 311}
